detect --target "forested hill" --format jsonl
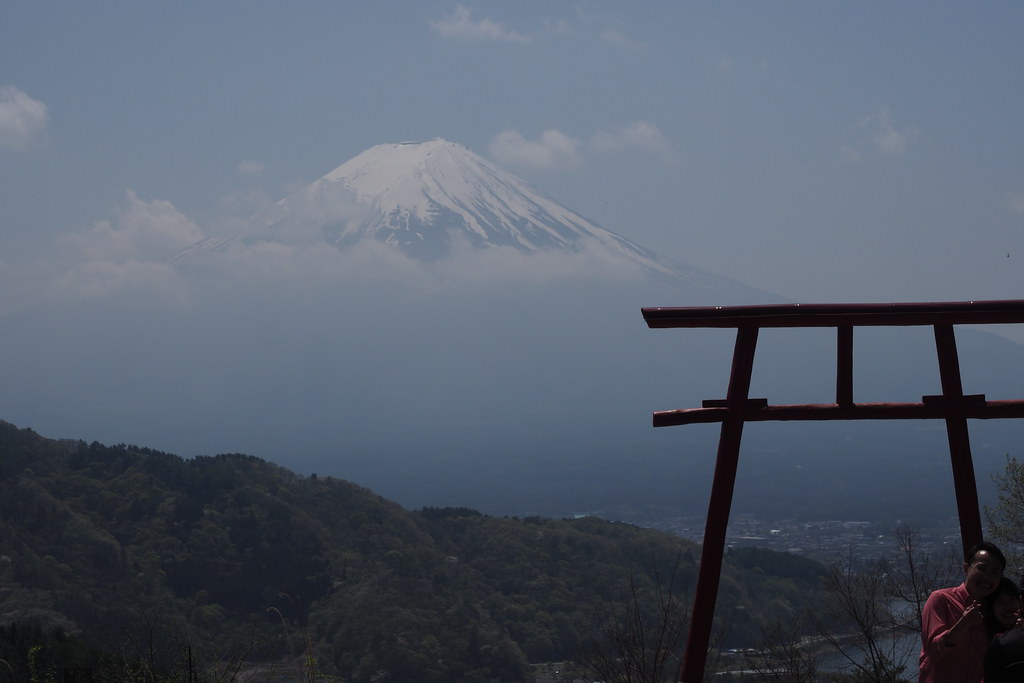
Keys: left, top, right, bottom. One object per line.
{"left": 0, "top": 420, "right": 828, "bottom": 682}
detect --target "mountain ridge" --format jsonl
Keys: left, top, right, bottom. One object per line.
{"left": 0, "top": 419, "right": 829, "bottom": 681}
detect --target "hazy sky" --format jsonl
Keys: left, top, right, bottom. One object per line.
{"left": 3, "top": 3, "right": 1024, "bottom": 520}
{"left": 3, "top": 2, "right": 1023, "bottom": 307}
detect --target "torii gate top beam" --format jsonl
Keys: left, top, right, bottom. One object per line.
{"left": 643, "top": 298, "right": 1024, "bottom": 329}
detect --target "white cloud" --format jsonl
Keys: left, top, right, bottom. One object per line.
{"left": 429, "top": 6, "right": 530, "bottom": 43}
{"left": 866, "top": 106, "right": 913, "bottom": 156}
{"left": 237, "top": 159, "right": 265, "bottom": 175}
{"left": 490, "top": 123, "right": 677, "bottom": 170}
{"left": 43, "top": 191, "right": 206, "bottom": 303}
{"left": 59, "top": 190, "right": 206, "bottom": 262}
{"left": 843, "top": 106, "right": 918, "bottom": 161}
{"left": 0, "top": 85, "right": 48, "bottom": 150}
{"left": 489, "top": 129, "right": 582, "bottom": 170}
{"left": 589, "top": 121, "right": 677, "bottom": 164}
{"left": 206, "top": 237, "right": 427, "bottom": 291}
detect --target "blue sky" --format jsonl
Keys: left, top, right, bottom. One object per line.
{"left": 3, "top": 2, "right": 1023, "bottom": 306}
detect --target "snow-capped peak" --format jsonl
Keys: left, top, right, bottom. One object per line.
{"left": 175, "top": 138, "right": 752, "bottom": 294}
{"left": 269, "top": 138, "right": 668, "bottom": 265}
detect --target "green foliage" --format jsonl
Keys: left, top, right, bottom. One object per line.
{"left": 0, "top": 420, "right": 830, "bottom": 682}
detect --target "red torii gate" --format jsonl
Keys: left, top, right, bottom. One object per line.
{"left": 641, "top": 299, "right": 1024, "bottom": 683}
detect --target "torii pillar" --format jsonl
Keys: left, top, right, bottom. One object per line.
{"left": 641, "top": 300, "right": 1024, "bottom": 683}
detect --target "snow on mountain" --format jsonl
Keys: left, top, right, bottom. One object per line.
{"left": 304, "top": 138, "right": 653, "bottom": 259}
{"left": 176, "top": 138, "right": 760, "bottom": 295}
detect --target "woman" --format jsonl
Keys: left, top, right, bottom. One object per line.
{"left": 983, "top": 577, "right": 1021, "bottom": 637}
{"left": 983, "top": 577, "right": 1024, "bottom": 683}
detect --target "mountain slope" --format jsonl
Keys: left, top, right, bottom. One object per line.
{"left": 0, "top": 420, "right": 829, "bottom": 681}
{"left": 305, "top": 139, "right": 662, "bottom": 257}
{"left": 177, "top": 138, "right": 763, "bottom": 295}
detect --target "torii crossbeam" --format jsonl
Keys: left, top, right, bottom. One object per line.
{"left": 641, "top": 299, "right": 1024, "bottom": 683}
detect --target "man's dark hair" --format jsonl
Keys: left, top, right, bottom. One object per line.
{"left": 966, "top": 540, "right": 1007, "bottom": 569}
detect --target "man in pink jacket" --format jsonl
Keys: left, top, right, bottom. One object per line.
{"left": 919, "top": 541, "right": 1007, "bottom": 683}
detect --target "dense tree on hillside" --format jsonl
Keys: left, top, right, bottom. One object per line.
{"left": 0, "top": 420, "right": 832, "bottom": 682}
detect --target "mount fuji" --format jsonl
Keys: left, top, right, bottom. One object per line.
{"left": 177, "top": 138, "right": 759, "bottom": 299}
